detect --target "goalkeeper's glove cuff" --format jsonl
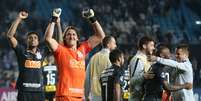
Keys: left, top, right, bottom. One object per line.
{"left": 89, "top": 16, "right": 97, "bottom": 23}
{"left": 51, "top": 16, "right": 57, "bottom": 23}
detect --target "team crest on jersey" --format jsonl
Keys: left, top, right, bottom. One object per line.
{"left": 161, "top": 72, "right": 166, "bottom": 78}
{"left": 120, "top": 76, "right": 124, "bottom": 82}
{"left": 77, "top": 51, "right": 84, "bottom": 59}
{"left": 36, "top": 52, "right": 42, "bottom": 59}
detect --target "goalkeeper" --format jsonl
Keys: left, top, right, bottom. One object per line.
{"left": 44, "top": 8, "right": 105, "bottom": 101}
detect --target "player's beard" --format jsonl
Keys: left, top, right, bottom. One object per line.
{"left": 146, "top": 50, "right": 153, "bottom": 55}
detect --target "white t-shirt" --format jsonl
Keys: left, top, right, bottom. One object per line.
{"left": 156, "top": 57, "right": 194, "bottom": 101}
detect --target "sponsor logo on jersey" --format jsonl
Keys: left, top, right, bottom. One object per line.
{"left": 24, "top": 60, "right": 41, "bottom": 68}
{"left": 69, "top": 59, "right": 85, "bottom": 69}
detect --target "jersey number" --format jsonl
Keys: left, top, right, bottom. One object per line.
{"left": 46, "top": 73, "right": 56, "bottom": 85}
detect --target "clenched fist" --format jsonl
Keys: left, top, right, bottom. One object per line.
{"left": 82, "top": 8, "right": 94, "bottom": 19}
{"left": 82, "top": 8, "right": 97, "bottom": 23}
{"left": 53, "top": 8, "right": 62, "bottom": 18}
{"left": 18, "top": 11, "right": 28, "bottom": 19}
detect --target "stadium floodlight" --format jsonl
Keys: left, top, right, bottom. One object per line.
{"left": 195, "top": 21, "right": 201, "bottom": 25}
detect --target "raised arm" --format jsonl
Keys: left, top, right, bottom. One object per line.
{"left": 44, "top": 8, "right": 62, "bottom": 51}
{"left": 7, "top": 11, "right": 28, "bottom": 48}
{"left": 55, "top": 16, "right": 63, "bottom": 44}
{"left": 44, "top": 22, "right": 59, "bottom": 51}
{"left": 82, "top": 9, "right": 105, "bottom": 49}
{"left": 87, "top": 21, "right": 105, "bottom": 48}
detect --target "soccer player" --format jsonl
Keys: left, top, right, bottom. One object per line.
{"left": 43, "top": 8, "right": 63, "bottom": 101}
{"left": 129, "top": 36, "right": 155, "bottom": 101}
{"left": 121, "top": 66, "right": 130, "bottom": 101}
{"left": 149, "top": 44, "right": 194, "bottom": 101}
{"left": 144, "top": 45, "right": 191, "bottom": 101}
{"left": 6, "top": 11, "right": 45, "bottom": 101}
{"left": 44, "top": 8, "right": 105, "bottom": 101}
{"left": 100, "top": 49, "right": 125, "bottom": 101}
{"left": 43, "top": 54, "right": 57, "bottom": 101}
{"left": 84, "top": 36, "right": 117, "bottom": 101}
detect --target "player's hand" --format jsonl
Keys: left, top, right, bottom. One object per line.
{"left": 82, "top": 8, "right": 95, "bottom": 19}
{"left": 51, "top": 8, "right": 62, "bottom": 22}
{"left": 147, "top": 55, "right": 157, "bottom": 62}
{"left": 143, "top": 71, "right": 155, "bottom": 79}
{"left": 53, "top": 8, "right": 62, "bottom": 18}
{"left": 18, "top": 11, "right": 28, "bottom": 19}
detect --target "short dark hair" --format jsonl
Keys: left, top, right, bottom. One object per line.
{"left": 138, "top": 36, "right": 154, "bottom": 50}
{"left": 26, "top": 31, "right": 40, "bottom": 40}
{"left": 102, "top": 36, "right": 114, "bottom": 48}
{"left": 176, "top": 44, "right": 189, "bottom": 54}
{"left": 156, "top": 44, "right": 169, "bottom": 56}
{"left": 109, "top": 49, "right": 123, "bottom": 63}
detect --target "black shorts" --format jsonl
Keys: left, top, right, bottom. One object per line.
{"left": 17, "top": 91, "right": 45, "bottom": 101}
{"left": 45, "top": 92, "right": 56, "bottom": 101}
